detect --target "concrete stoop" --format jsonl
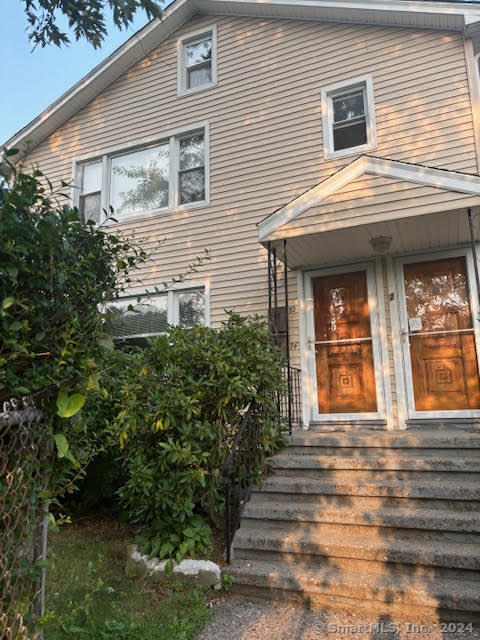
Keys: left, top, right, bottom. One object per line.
{"left": 228, "top": 429, "right": 480, "bottom": 620}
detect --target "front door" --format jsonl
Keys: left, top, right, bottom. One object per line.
{"left": 399, "top": 253, "right": 480, "bottom": 416}
{"left": 308, "top": 265, "right": 382, "bottom": 419}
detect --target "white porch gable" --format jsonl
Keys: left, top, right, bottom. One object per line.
{"left": 258, "top": 156, "right": 480, "bottom": 243}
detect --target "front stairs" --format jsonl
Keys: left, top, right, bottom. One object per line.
{"left": 228, "top": 429, "right": 480, "bottom": 620}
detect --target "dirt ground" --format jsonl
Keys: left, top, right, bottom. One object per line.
{"left": 197, "top": 596, "right": 480, "bottom": 640}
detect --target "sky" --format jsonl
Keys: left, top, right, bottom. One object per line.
{"left": 0, "top": 3, "right": 156, "bottom": 145}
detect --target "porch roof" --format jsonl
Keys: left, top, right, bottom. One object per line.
{"left": 258, "top": 156, "right": 480, "bottom": 245}
{"left": 266, "top": 207, "right": 480, "bottom": 269}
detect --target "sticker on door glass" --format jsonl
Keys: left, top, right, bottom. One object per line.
{"left": 408, "top": 317, "right": 422, "bottom": 332}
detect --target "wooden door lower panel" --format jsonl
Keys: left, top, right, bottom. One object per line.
{"left": 316, "top": 342, "right": 377, "bottom": 413}
{"left": 409, "top": 332, "right": 480, "bottom": 411}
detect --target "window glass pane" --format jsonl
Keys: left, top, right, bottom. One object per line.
{"left": 178, "top": 290, "right": 205, "bottom": 327}
{"left": 187, "top": 63, "right": 212, "bottom": 89}
{"left": 82, "top": 162, "right": 102, "bottom": 194}
{"left": 333, "top": 120, "right": 367, "bottom": 151}
{"left": 80, "top": 192, "right": 101, "bottom": 223}
{"left": 180, "top": 132, "right": 205, "bottom": 170}
{"left": 108, "top": 295, "right": 168, "bottom": 338}
{"left": 333, "top": 90, "right": 365, "bottom": 123}
{"left": 110, "top": 144, "right": 169, "bottom": 218}
{"left": 186, "top": 38, "right": 212, "bottom": 66}
{"left": 179, "top": 168, "right": 205, "bottom": 204}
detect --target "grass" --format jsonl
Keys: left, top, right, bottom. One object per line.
{"left": 42, "top": 516, "right": 212, "bottom": 640}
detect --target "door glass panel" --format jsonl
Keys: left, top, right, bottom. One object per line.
{"left": 403, "top": 256, "right": 480, "bottom": 411}
{"left": 313, "top": 270, "right": 377, "bottom": 414}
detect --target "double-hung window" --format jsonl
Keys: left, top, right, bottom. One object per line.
{"left": 107, "top": 285, "right": 208, "bottom": 341}
{"left": 321, "top": 76, "right": 376, "bottom": 159}
{"left": 76, "top": 126, "right": 208, "bottom": 223}
{"left": 178, "top": 26, "right": 217, "bottom": 96}
{"left": 79, "top": 161, "right": 102, "bottom": 224}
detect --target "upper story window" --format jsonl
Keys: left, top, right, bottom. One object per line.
{"left": 79, "top": 161, "right": 102, "bottom": 223}
{"left": 321, "top": 75, "right": 377, "bottom": 160}
{"left": 107, "top": 285, "right": 208, "bottom": 340}
{"left": 177, "top": 26, "right": 217, "bottom": 96}
{"left": 76, "top": 125, "right": 209, "bottom": 223}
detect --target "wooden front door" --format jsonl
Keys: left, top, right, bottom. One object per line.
{"left": 312, "top": 270, "right": 378, "bottom": 414}
{"left": 402, "top": 256, "right": 480, "bottom": 412}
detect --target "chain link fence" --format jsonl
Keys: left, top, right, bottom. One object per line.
{"left": 0, "top": 397, "right": 50, "bottom": 640}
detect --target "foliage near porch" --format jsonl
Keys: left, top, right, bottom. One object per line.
{"left": 114, "top": 312, "right": 287, "bottom": 562}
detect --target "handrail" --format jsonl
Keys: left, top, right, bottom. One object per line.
{"left": 221, "top": 397, "right": 262, "bottom": 563}
{"left": 221, "top": 365, "right": 303, "bottom": 562}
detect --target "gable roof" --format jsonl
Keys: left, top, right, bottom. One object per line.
{"left": 4, "top": 0, "right": 480, "bottom": 158}
{"left": 258, "top": 156, "right": 480, "bottom": 241}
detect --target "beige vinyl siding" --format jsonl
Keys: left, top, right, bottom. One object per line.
{"left": 24, "top": 15, "right": 477, "bottom": 391}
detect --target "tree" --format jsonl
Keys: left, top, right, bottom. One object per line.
{"left": 21, "top": 0, "right": 163, "bottom": 49}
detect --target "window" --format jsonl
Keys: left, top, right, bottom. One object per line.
{"left": 110, "top": 143, "right": 169, "bottom": 218}
{"left": 179, "top": 132, "right": 205, "bottom": 204}
{"left": 79, "top": 161, "right": 102, "bottom": 223}
{"left": 321, "top": 76, "right": 376, "bottom": 159}
{"left": 75, "top": 126, "right": 208, "bottom": 223}
{"left": 178, "top": 26, "right": 217, "bottom": 96}
{"left": 107, "top": 286, "right": 208, "bottom": 340}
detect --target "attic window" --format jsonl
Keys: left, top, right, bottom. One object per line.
{"left": 321, "top": 75, "right": 377, "bottom": 159}
{"left": 178, "top": 26, "right": 217, "bottom": 96}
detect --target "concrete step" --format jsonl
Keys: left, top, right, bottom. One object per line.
{"left": 270, "top": 468, "right": 477, "bottom": 482}
{"left": 289, "top": 430, "right": 480, "bottom": 449}
{"left": 242, "top": 501, "right": 480, "bottom": 532}
{"left": 236, "top": 518, "right": 480, "bottom": 544}
{"left": 257, "top": 475, "right": 480, "bottom": 500}
{"left": 233, "top": 548, "right": 480, "bottom": 583}
{"left": 286, "top": 446, "right": 478, "bottom": 457}
{"left": 229, "top": 559, "right": 480, "bottom": 616}
{"left": 232, "top": 525, "right": 480, "bottom": 570}
{"left": 250, "top": 490, "right": 478, "bottom": 512}
{"left": 271, "top": 453, "right": 480, "bottom": 472}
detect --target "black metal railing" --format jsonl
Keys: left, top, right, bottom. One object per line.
{"left": 279, "top": 365, "right": 302, "bottom": 433}
{"left": 221, "top": 365, "right": 303, "bottom": 562}
{"left": 220, "top": 398, "right": 266, "bottom": 563}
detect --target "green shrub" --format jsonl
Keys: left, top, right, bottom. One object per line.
{"left": 62, "top": 348, "right": 135, "bottom": 510}
{"left": 116, "top": 312, "right": 286, "bottom": 561}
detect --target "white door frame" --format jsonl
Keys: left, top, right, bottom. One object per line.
{"left": 394, "top": 246, "right": 480, "bottom": 420}
{"left": 303, "top": 261, "right": 388, "bottom": 423}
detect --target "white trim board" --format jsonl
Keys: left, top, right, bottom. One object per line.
{"left": 258, "top": 156, "right": 480, "bottom": 242}
{"left": 3, "top": 0, "right": 480, "bottom": 160}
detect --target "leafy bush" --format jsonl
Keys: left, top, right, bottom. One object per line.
{"left": 59, "top": 347, "right": 135, "bottom": 509}
{"left": 116, "top": 312, "right": 286, "bottom": 561}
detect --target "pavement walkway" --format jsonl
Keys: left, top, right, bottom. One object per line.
{"left": 197, "top": 596, "right": 480, "bottom": 640}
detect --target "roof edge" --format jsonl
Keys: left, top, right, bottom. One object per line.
{"left": 4, "top": 0, "right": 480, "bottom": 160}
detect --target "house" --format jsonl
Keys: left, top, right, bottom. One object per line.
{"left": 6, "top": 0, "right": 480, "bottom": 619}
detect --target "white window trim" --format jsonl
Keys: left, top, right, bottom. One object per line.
{"left": 71, "top": 122, "right": 210, "bottom": 225}
{"left": 321, "top": 74, "right": 377, "bottom": 160}
{"left": 177, "top": 25, "right": 217, "bottom": 97}
{"left": 111, "top": 280, "right": 211, "bottom": 340}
